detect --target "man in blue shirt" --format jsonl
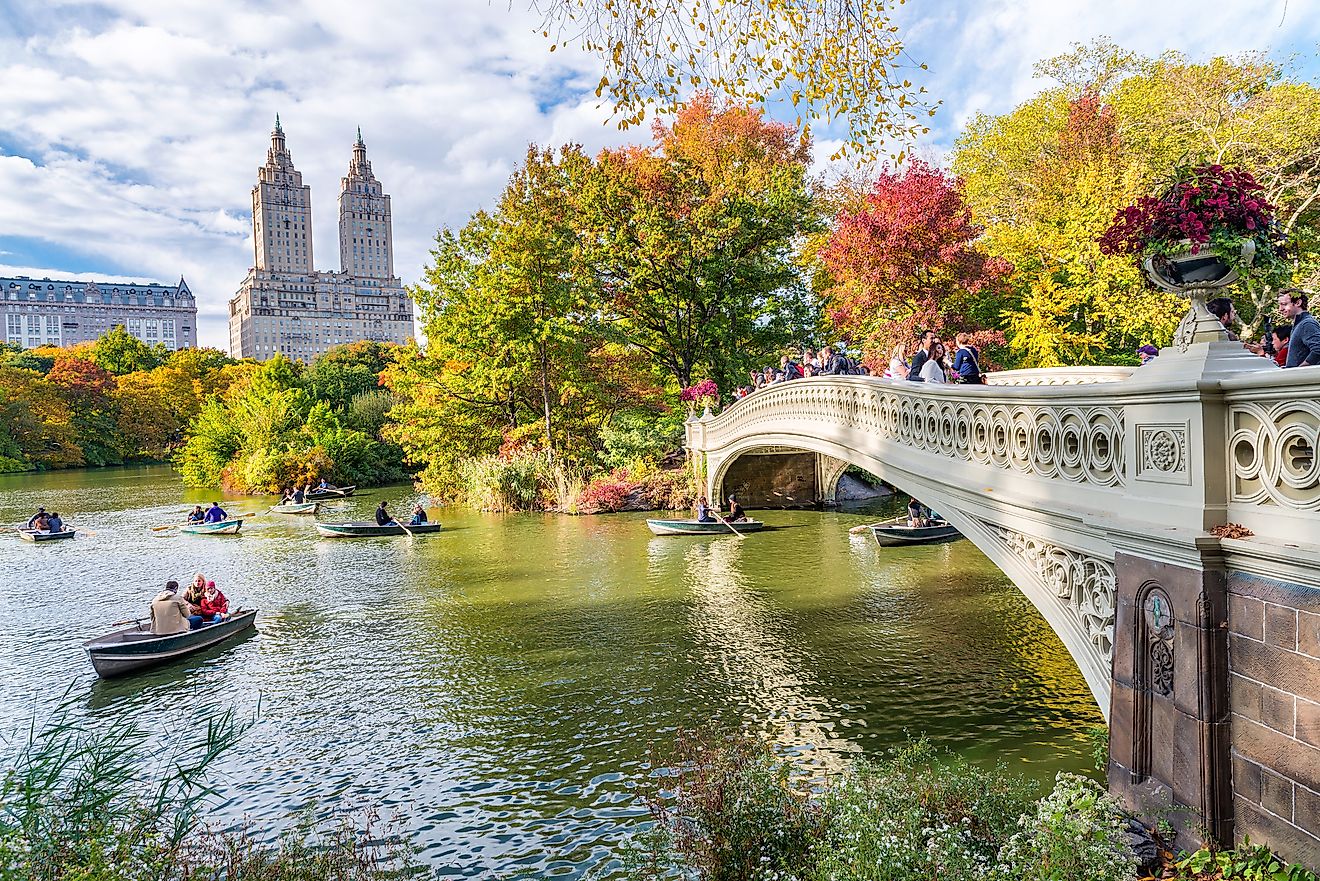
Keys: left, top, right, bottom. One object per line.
{"left": 203, "top": 502, "right": 228, "bottom": 523}
{"left": 1279, "top": 289, "right": 1320, "bottom": 368}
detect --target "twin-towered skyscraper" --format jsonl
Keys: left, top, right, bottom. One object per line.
{"left": 228, "top": 117, "right": 415, "bottom": 361}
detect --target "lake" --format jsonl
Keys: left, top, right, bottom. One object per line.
{"left": 0, "top": 464, "right": 1102, "bottom": 877}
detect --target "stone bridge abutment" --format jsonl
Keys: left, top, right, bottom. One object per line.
{"left": 686, "top": 343, "right": 1320, "bottom": 864}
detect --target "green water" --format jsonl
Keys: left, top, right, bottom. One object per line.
{"left": 0, "top": 465, "right": 1102, "bottom": 877}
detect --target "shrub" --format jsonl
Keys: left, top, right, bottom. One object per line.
{"left": 639, "top": 467, "right": 697, "bottom": 511}
{"left": 579, "top": 468, "right": 635, "bottom": 513}
{"left": 1174, "top": 839, "right": 1319, "bottom": 881}
{"left": 991, "top": 772, "right": 1137, "bottom": 881}
{"left": 459, "top": 449, "right": 548, "bottom": 511}
{"left": 631, "top": 731, "right": 826, "bottom": 881}
{"left": 599, "top": 410, "right": 686, "bottom": 472}
{"left": 810, "top": 739, "right": 1036, "bottom": 881}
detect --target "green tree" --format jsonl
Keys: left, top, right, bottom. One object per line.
{"left": 90, "top": 324, "right": 164, "bottom": 375}
{"left": 305, "top": 342, "right": 397, "bottom": 412}
{"left": 579, "top": 94, "right": 821, "bottom": 390}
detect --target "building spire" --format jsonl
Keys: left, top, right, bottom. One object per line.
{"left": 275, "top": 113, "right": 283, "bottom": 134}
{"left": 356, "top": 125, "right": 363, "bottom": 146}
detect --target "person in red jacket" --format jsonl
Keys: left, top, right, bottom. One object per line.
{"left": 189, "top": 581, "right": 229, "bottom": 629}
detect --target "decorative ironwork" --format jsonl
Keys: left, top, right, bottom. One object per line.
{"left": 997, "top": 529, "right": 1117, "bottom": 659}
{"left": 1143, "top": 587, "right": 1175, "bottom": 697}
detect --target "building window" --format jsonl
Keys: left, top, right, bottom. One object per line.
{"left": 128, "top": 318, "right": 142, "bottom": 338}
{"left": 162, "top": 319, "right": 176, "bottom": 341}
{"left": 145, "top": 319, "right": 159, "bottom": 342}
{"left": 6, "top": 314, "right": 20, "bottom": 343}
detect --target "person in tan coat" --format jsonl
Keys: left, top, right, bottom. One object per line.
{"left": 150, "top": 580, "right": 192, "bottom": 635}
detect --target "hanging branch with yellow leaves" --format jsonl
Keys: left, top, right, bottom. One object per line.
{"left": 531, "top": 0, "right": 937, "bottom": 161}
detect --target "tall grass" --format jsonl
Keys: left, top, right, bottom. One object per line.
{"left": 0, "top": 705, "right": 411, "bottom": 881}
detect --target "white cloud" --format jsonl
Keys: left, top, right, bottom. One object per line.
{"left": 2, "top": 0, "right": 1318, "bottom": 350}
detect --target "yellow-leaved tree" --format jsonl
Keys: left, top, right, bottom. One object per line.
{"left": 953, "top": 40, "right": 1320, "bottom": 365}
{"left": 531, "top": 0, "right": 935, "bottom": 160}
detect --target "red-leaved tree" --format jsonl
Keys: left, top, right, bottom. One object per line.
{"left": 819, "top": 160, "right": 1012, "bottom": 367}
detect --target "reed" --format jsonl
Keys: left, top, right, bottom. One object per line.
{"left": 0, "top": 703, "right": 411, "bottom": 881}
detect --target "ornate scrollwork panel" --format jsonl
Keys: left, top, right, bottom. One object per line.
{"left": 1228, "top": 400, "right": 1320, "bottom": 511}
{"left": 1143, "top": 587, "right": 1175, "bottom": 697}
{"left": 997, "top": 528, "right": 1117, "bottom": 661}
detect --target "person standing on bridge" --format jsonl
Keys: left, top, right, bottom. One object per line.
{"left": 919, "top": 342, "right": 948, "bottom": 384}
{"left": 1279, "top": 289, "right": 1320, "bottom": 368}
{"left": 952, "top": 333, "right": 984, "bottom": 384}
{"left": 907, "top": 331, "right": 940, "bottom": 382}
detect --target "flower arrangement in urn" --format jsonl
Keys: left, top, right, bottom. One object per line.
{"left": 1099, "top": 164, "right": 1290, "bottom": 347}
{"left": 680, "top": 379, "right": 720, "bottom": 415}
{"left": 1099, "top": 164, "right": 1289, "bottom": 291}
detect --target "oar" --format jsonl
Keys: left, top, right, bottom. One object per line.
{"left": 849, "top": 523, "right": 877, "bottom": 535}
{"left": 151, "top": 523, "right": 180, "bottom": 532}
{"left": 713, "top": 510, "right": 745, "bottom": 539}
{"left": 396, "top": 517, "right": 414, "bottom": 538}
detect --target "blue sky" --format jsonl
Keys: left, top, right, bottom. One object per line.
{"left": 1, "top": 0, "right": 1318, "bottom": 349}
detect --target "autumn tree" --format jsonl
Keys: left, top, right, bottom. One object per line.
{"left": 46, "top": 355, "right": 124, "bottom": 465}
{"left": 579, "top": 95, "right": 821, "bottom": 390}
{"left": 949, "top": 42, "right": 1320, "bottom": 365}
{"left": 818, "top": 160, "right": 1011, "bottom": 364}
{"left": 533, "top": 0, "right": 934, "bottom": 161}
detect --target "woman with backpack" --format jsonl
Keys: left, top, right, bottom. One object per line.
{"left": 952, "top": 333, "right": 984, "bottom": 385}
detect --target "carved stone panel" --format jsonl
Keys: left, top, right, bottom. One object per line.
{"left": 1137, "top": 422, "right": 1192, "bottom": 486}
{"left": 1228, "top": 400, "right": 1320, "bottom": 512}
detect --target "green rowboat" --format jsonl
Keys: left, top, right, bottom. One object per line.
{"left": 271, "top": 501, "right": 319, "bottom": 514}
{"left": 646, "top": 519, "right": 764, "bottom": 536}
{"left": 84, "top": 609, "right": 258, "bottom": 678}
{"left": 179, "top": 518, "right": 243, "bottom": 535}
{"left": 315, "top": 521, "right": 442, "bottom": 537}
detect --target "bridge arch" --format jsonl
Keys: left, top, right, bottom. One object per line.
{"left": 704, "top": 431, "right": 1117, "bottom": 715}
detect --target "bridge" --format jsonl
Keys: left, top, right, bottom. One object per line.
{"left": 685, "top": 335, "right": 1320, "bottom": 866}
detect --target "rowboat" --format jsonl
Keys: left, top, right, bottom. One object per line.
{"left": 646, "top": 519, "right": 765, "bottom": 536}
{"left": 83, "top": 609, "right": 258, "bottom": 678}
{"left": 315, "top": 521, "right": 442, "bottom": 537}
{"left": 306, "top": 485, "right": 356, "bottom": 501}
{"left": 270, "top": 501, "right": 319, "bottom": 514}
{"left": 179, "top": 518, "right": 243, "bottom": 535}
{"left": 18, "top": 528, "right": 76, "bottom": 542}
{"left": 870, "top": 517, "right": 961, "bottom": 546}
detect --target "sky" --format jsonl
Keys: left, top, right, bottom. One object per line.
{"left": 2, "top": 0, "right": 1319, "bottom": 350}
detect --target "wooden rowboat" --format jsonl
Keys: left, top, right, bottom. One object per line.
{"left": 646, "top": 519, "right": 765, "bottom": 536}
{"left": 179, "top": 518, "right": 243, "bottom": 535}
{"left": 271, "top": 501, "right": 319, "bottom": 514}
{"left": 18, "top": 528, "right": 76, "bottom": 542}
{"left": 870, "top": 516, "right": 961, "bottom": 546}
{"left": 315, "top": 521, "right": 443, "bottom": 538}
{"left": 83, "top": 609, "right": 258, "bottom": 678}
{"left": 306, "top": 485, "right": 356, "bottom": 501}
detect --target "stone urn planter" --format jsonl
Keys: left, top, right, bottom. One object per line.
{"left": 1143, "top": 239, "right": 1256, "bottom": 350}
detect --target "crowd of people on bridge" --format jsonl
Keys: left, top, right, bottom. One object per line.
{"left": 727, "top": 330, "right": 985, "bottom": 406}
{"left": 1137, "top": 288, "right": 1319, "bottom": 369}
